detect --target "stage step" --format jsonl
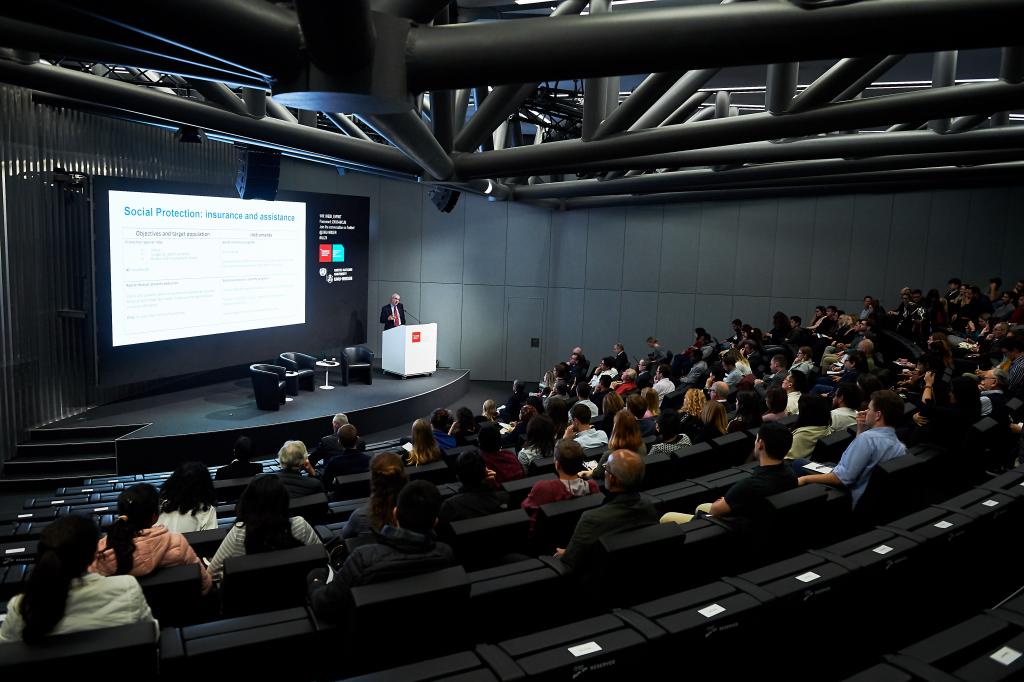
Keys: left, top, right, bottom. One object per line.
{"left": 3, "top": 455, "right": 117, "bottom": 477}
{"left": 15, "top": 440, "right": 116, "bottom": 459}
{"left": 29, "top": 425, "right": 143, "bottom": 442}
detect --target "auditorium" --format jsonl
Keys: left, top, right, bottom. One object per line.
{"left": 1, "top": 1, "right": 1023, "bottom": 679}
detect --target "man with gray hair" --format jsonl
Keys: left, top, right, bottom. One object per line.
{"left": 275, "top": 440, "right": 324, "bottom": 497}
{"left": 310, "top": 412, "right": 364, "bottom": 467}
{"left": 555, "top": 449, "right": 658, "bottom": 573}
{"left": 709, "top": 381, "right": 730, "bottom": 404}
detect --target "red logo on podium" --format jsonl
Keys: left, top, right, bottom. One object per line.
{"left": 412, "top": 331, "right": 421, "bottom": 343}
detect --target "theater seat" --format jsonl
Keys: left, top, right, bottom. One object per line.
{"left": 0, "top": 621, "right": 157, "bottom": 676}
{"left": 221, "top": 544, "right": 327, "bottom": 617}
{"left": 250, "top": 363, "right": 287, "bottom": 411}
{"left": 337, "top": 650, "right": 497, "bottom": 682}
{"left": 340, "top": 346, "right": 373, "bottom": 386}
{"left": 592, "top": 522, "right": 688, "bottom": 605}
{"left": 449, "top": 508, "right": 530, "bottom": 570}
{"left": 468, "top": 558, "right": 568, "bottom": 641}
{"left": 136, "top": 563, "right": 206, "bottom": 627}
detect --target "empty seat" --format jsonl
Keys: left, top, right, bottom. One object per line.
{"left": 449, "top": 508, "right": 530, "bottom": 570}
{"left": 840, "top": 663, "right": 914, "bottom": 682}
{"left": 406, "top": 459, "right": 454, "bottom": 485}
{"left": 289, "top": 492, "right": 329, "bottom": 525}
{"left": 533, "top": 494, "right": 604, "bottom": 553}
{"left": 333, "top": 471, "right": 371, "bottom": 501}
{"left": 852, "top": 454, "right": 932, "bottom": 530}
{"left": 708, "top": 432, "right": 754, "bottom": 467}
{"left": 213, "top": 476, "right": 254, "bottom": 504}
{"left": 340, "top": 346, "right": 373, "bottom": 385}
{"left": 221, "top": 544, "right": 327, "bottom": 617}
{"left": 812, "top": 429, "right": 854, "bottom": 463}
{"left": 639, "top": 451, "right": 680, "bottom": 490}
{"left": 645, "top": 480, "right": 709, "bottom": 516}
{"left": 0, "top": 621, "right": 157, "bottom": 676}
{"left": 527, "top": 456, "right": 556, "bottom": 476}
{"left": 136, "top": 563, "right": 206, "bottom": 627}
{"left": 628, "top": 580, "right": 766, "bottom": 677}
{"left": 592, "top": 522, "right": 688, "bottom": 605}
{"left": 250, "top": 363, "right": 287, "bottom": 411}
{"left": 468, "top": 558, "right": 567, "bottom": 642}
{"left": 182, "top": 526, "right": 230, "bottom": 558}
{"left": 161, "top": 607, "right": 318, "bottom": 678}
{"left": 279, "top": 351, "right": 317, "bottom": 392}
{"left": 339, "top": 650, "right": 496, "bottom": 682}
{"left": 889, "top": 612, "right": 1024, "bottom": 682}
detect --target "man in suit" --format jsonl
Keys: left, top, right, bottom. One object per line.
{"left": 612, "top": 342, "right": 629, "bottom": 372}
{"left": 380, "top": 292, "right": 405, "bottom": 330}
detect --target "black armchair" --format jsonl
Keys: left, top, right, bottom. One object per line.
{"left": 250, "top": 363, "right": 287, "bottom": 410}
{"left": 340, "top": 346, "right": 373, "bottom": 386}
{"left": 279, "top": 352, "right": 317, "bottom": 393}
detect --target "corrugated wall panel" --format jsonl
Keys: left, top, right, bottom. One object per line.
{"left": 0, "top": 85, "right": 235, "bottom": 463}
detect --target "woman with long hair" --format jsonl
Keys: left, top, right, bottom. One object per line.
{"left": 91, "top": 483, "right": 211, "bottom": 594}
{"left": 407, "top": 418, "right": 442, "bottom": 466}
{"left": 208, "top": 475, "right": 322, "bottom": 580}
{"left": 699, "top": 401, "right": 728, "bottom": 442}
{"left": 341, "top": 451, "right": 408, "bottom": 540}
{"left": 157, "top": 461, "right": 217, "bottom": 533}
{"left": 680, "top": 388, "right": 706, "bottom": 441}
{"left": 641, "top": 387, "right": 660, "bottom": 418}
{"left": 582, "top": 410, "right": 648, "bottom": 481}
{"left": 448, "top": 406, "right": 479, "bottom": 447}
{"left": 517, "top": 414, "right": 556, "bottom": 473}
{"left": 728, "top": 390, "right": 764, "bottom": 433}
{"left": 601, "top": 391, "right": 625, "bottom": 416}
{"left": 0, "top": 516, "right": 156, "bottom": 643}
{"left": 481, "top": 399, "right": 500, "bottom": 423}
{"left": 546, "top": 397, "right": 570, "bottom": 439}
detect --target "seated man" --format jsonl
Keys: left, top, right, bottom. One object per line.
{"left": 431, "top": 408, "right": 457, "bottom": 450}
{"left": 310, "top": 413, "right": 368, "bottom": 468}
{"left": 797, "top": 390, "right": 907, "bottom": 508}
{"left": 755, "top": 354, "right": 790, "bottom": 397}
{"left": 521, "top": 439, "right": 599, "bottom": 535}
{"left": 661, "top": 421, "right": 796, "bottom": 525}
{"left": 555, "top": 449, "right": 658, "bottom": 574}
{"left": 613, "top": 369, "right": 638, "bottom": 396}
{"left": 589, "top": 356, "right": 619, "bottom": 389}
{"left": 438, "top": 450, "right": 509, "bottom": 526}
{"left": 830, "top": 382, "right": 862, "bottom": 432}
{"left": 307, "top": 480, "right": 454, "bottom": 620}
{"left": 322, "top": 424, "right": 372, "bottom": 492}
{"left": 566, "top": 402, "right": 609, "bottom": 449}
{"left": 574, "top": 382, "right": 599, "bottom": 419}
{"left": 652, "top": 363, "right": 675, "bottom": 400}
{"left": 216, "top": 436, "right": 264, "bottom": 480}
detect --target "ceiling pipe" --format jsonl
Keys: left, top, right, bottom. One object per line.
{"left": 582, "top": 0, "right": 612, "bottom": 140}
{"left": 265, "top": 98, "right": 297, "bottom": 123}
{"left": 407, "top": 0, "right": 1024, "bottom": 92}
{"left": 0, "top": 58, "right": 420, "bottom": 175}
{"left": 452, "top": 0, "right": 588, "bottom": 153}
{"left": 323, "top": 112, "right": 374, "bottom": 142}
{"left": 787, "top": 56, "right": 890, "bottom": 114}
{"left": 928, "top": 50, "right": 958, "bottom": 133}
{"left": 189, "top": 80, "right": 248, "bottom": 116}
{"left": 832, "top": 54, "right": 905, "bottom": 102}
{"left": 765, "top": 62, "right": 798, "bottom": 115}
{"left": 452, "top": 80, "right": 1024, "bottom": 179}
{"left": 360, "top": 110, "right": 455, "bottom": 178}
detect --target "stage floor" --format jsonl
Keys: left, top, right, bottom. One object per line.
{"left": 45, "top": 369, "right": 470, "bottom": 474}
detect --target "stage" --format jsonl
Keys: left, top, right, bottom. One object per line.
{"left": 43, "top": 369, "right": 471, "bottom": 474}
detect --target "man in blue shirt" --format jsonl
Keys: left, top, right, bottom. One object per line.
{"left": 797, "top": 389, "right": 906, "bottom": 507}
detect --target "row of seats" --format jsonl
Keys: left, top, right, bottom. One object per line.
{"left": 6, "top": 460, "right": 1020, "bottom": 680}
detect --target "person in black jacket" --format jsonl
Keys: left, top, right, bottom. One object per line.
{"left": 307, "top": 480, "right": 454, "bottom": 620}
{"left": 215, "top": 436, "right": 264, "bottom": 480}
{"left": 274, "top": 440, "right": 324, "bottom": 498}
{"left": 438, "top": 450, "right": 509, "bottom": 528}
{"left": 322, "top": 425, "right": 372, "bottom": 498}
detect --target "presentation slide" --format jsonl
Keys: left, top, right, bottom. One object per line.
{"left": 93, "top": 178, "right": 370, "bottom": 387}
{"left": 108, "top": 191, "right": 306, "bottom": 346}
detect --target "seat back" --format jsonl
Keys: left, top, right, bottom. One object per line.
{"left": 593, "top": 522, "right": 688, "bottom": 604}
{"left": 853, "top": 454, "right": 929, "bottom": 529}
{"left": 812, "top": 430, "right": 854, "bottom": 463}
{"left": 672, "top": 442, "right": 719, "bottom": 478}
{"left": 534, "top": 494, "right": 604, "bottom": 552}
{"left": 468, "top": 559, "right": 567, "bottom": 641}
{"left": 289, "top": 492, "right": 329, "bottom": 524}
{"left": 136, "top": 563, "right": 205, "bottom": 627}
{"left": 709, "top": 431, "right": 754, "bottom": 467}
{"left": 406, "top": 459, "right": 453, "bottom": 485}
{"left": 0, "top": 622, "right": 157, "bottom": 676}
{"left": 450, "top": 508, "right": 530, "bottom": 569}
{"left": 347, "top": 566, "right": 471, "bottom": 669}
{"left": 221, "top": 544, "right": 327, "bottom": 617}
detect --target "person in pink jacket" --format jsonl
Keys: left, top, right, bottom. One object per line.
{"left": 90, "top": 483, "right": 212, "bottom": 594}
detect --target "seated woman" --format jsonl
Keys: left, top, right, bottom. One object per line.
{"left": 679, "top": 388, "right": 707, "bottom": 441}
{"left": 728, "top": 390, "right": 764, "bottom": 433}
{"left": 275, "top": 440, "right": 324, "bottom": 498}
{"left": 787, "top": 395, "right": 833, "bottom": 460}
{"left": 157, "top": 461, "right": 217, "bottom": 533}
{"left": 0, "top": 516, "right": 157, "bottom": 643}
{"left": 407, "top": 418, "right": 444, "bottom": 467}
{"left": 580, "top": 410, "right": 647, "bottom": 482}
{"left": 648, "top": 409, "right": 692, "bottom": 456}
{"left": 910, "top": 374, "right": 983, "bottom": 450}
{"left": 208, "top": 475, "right": 322, "bottom": 581}
{"left": 517, "top": 414, "right": 555, "bottom": 474}
{"left": 341, "top": 451, "right": 407, "bottom": 540}
{"left": 477, "top": 422, "right": 524, "bottom": 484}
{"left": 697, "top": 400, "right": 729, "bottom": 443}
{"left": 601, "top": 390, "right": 625, "bottom": 418}
{"left": 641, "top": 387, "right": 660, "bottom": 419}
{"left": 480, "top": 399, "right": 500, "bottom": 424}
{"left": 448, "top": 406, "right": 479, "bottom": 447}
{"left": 91, "top": 483, "right": 212, "bottom": 594}
{"left": 761, "top": 387, "right": 788, "bottom": 422}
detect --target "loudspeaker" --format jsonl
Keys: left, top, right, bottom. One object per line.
{"left": 427, "top": 186, "right": 460, "bottom": 213}
{"left": 235, "top": 145, "right": 281, "bottom": 200}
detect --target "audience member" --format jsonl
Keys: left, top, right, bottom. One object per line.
{"left": 521, "top": 439, "right": 599, "bottom": 535}
{"left": 783, "top": 370, "right": 807, "bottom": 414}
{"left": 157, "top": 461, "right": 217, "bottom": 533}
{"left": 678, "top": 348, "right": 709, "bottom": 389}
{"left": 680, "top": 388, "right": 707, "bottom": 440}
{"left": 831, "top": 382, "right": 862, "bottom": 432}
{"left": 652, "top": 363, "right": 675, "bottom": 399}
{"left": 613, "top": 342, "right": 629, "bottom": 372}
{"left": 614, "top": 368, "right": 639, "bottom": 395}
{"left": 910, "top": 374, "right": 983, "bottom": 449}
{"left": 788, "top": 395, "right": 833, "bottom": 460}
{"left": 641, "top": 387, "right": 661, "bottom": 418}
{"left": 216, "top": 436, "right": 264, "bottom": 480}
{"left": 556, "top": 450, "right": 658, "bottom": 574}
{"left": 308, "top": 480, "right": 453, "bottom": 621}
{"left": 275, "top": 440, "right": 324, "bottom": 497}
{"left": 439, "top": 450, "right": 509, "bottom": 526}
{"left": 582, "top": 410, "right": 648, "bottom": 482}
{"left": 592, "top": 373, "right": 615, "bottom": 411}
{"left": 661, "top": 421, "right": 796, "bottom": 525}
{"left": 0, "top": 516, "right": 156, "bottom": 644}
{"left": 728, "top": 390, "right": 764, "bottom": 433}
{"left": 481, "top": 399, "right": 500, "bottom": 423}
{"left": 627, "top": 393, "right": 657, "bottom": 437}
{"left": 589, "top": 356, "right": 620, "bottom": 388}
{"left": 699, "top": 400, "right": 729, "bottom": 442}
{"left": 208, "top": 475, "right": 321, "bottom": 581}
{"left": 575, "top": 382, "right": 599, "bottom": 419}
{"left": 477, "top": 422, "right": 524, "bottom": 483}
{"left": 500, "top": 380, "right": 528, "bottom": 421}
{"left": 798, "top": 390, "right": 907, "bottom": 508}
{"left": 648, "top": 409, "right": 692, "bottom": 456}
{"left": 546, "top": 397, "right": 570, "bottom": 437}
{"left": 91, "top": 483, "right": 211, "bottom": 594}
{"left": 566, "top": 402, "right": 609, "bottom": 449}
{"left": 761, "top": 387, "right": 788, "bottom": 422}
{"left": 407, "top": 418, "right": 443, "bottom": 467}
{"left": 341, "top": 451, "right": 407, "bottom": 540}
{"left": 323, "top": 424, "right": 372, "bottom": 494}
{"left": 755, "top": 354, "right": 789, "bottom": 396}
{"left": 430, "top": 409, "right": 457, "bottom": 450}
{"left": 601, "top": 390, "right": 625, "bottom": 417}
{"left": 517, "top": 414, "right": 556, "bottom": 473}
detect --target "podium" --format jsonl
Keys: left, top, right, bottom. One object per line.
{"left": 382, "top": 323, "right": 437, "bottom": 378}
